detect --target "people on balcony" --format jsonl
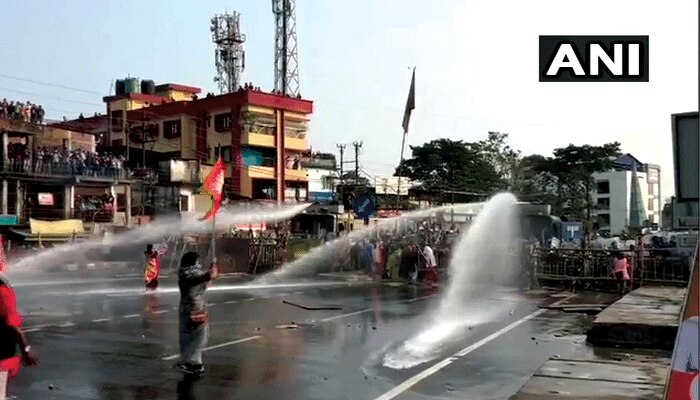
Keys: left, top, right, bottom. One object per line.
{"left": 0, "top": 99, "right": 44, "bottom": 124}
{"left": 7, "top": 146, "right": 126, "bottom": 177}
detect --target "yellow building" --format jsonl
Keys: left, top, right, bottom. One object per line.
{"left": 102, "top": 81, "right": 313, "bottom": 202}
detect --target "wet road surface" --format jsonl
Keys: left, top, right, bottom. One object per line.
{"left": 8, "top": 273, "right": 598, "bottom": 400}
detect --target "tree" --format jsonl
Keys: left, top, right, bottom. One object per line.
{"left": 473, "top": 132, "right": 522, "bottom": 188}
{"left": 511, "top": 154, "right": 556, "bottom": 203}
{"left": 534, "top": 142, "right": 622, "bottom": 232}
{"left": 395, "top": 138, "right": 504, "bottom": 201}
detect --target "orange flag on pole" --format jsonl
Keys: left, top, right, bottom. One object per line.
{"left": 199, "top": 157, "right": 225, "bottom": 222}
{"left": 665, "top": 242, "right": 699, "bottom": 400}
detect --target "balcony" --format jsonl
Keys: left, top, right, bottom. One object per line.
{"left": 242, "top": 131, "right": 307, "bottom": 151}
{"left": 245, "top": 166, "right": 307, "bottom": 182}
{"left": 1, "top": 160, "right": 131, "bottom": 181}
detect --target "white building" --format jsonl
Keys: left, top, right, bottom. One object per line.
{"left": 300, "top": 153, "right": 338, "bottom": 204}
{"left": 591, "top": 154, "right": 661, "bottom": 235}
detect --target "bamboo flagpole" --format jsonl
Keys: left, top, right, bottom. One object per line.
{"left": 200, "top": 157, "right": 225, "bottom": 264}
{"left": 396, "top": 67, "right": 416, "bottom": 211}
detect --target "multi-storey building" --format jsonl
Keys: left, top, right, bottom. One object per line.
{"left": 591, "top": 153, "right": 662, "bottom": 235}
{"left": 102, "top": 79, "right": 312, "bottom": 204}
{"left": 0, "top": 117, "right": 134, "bottom": 236}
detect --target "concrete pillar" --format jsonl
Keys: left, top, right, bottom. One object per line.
{"left": 2, "top": 132, "right": 8, "bottom": 169}
{"left": 15, "top": 181, "right": 22, "bottom": 222}
{"left": 64, "top": 185, "right": 74, "bottom": 219}
{"left": 1, "top": 180, "right": 7, "bottom": 215}
{"left": 125, "top": 184, "right": 132, "bottom": 227}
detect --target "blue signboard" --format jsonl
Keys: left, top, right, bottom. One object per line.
{"left": 0, "top": 215, "right": 18, "bottom": 226}
{"left": 353, "top": 194, "right": 376, "bottom": 219}
{"left": 309, "top": 191, "right": 336, "bottom": 204}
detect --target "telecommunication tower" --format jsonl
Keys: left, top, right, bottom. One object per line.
{"left": 272, "top": 0, "right": 300, "bottom": 97}
{"left": 211, "top": 11, "right": 246, "bottom": 94}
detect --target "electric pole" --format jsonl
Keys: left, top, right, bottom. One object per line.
{"left": 336, "top": 143, "right": 346, "bottom": 210}
{"left": 352, "top": 141, "right": 362, "bottom": 184}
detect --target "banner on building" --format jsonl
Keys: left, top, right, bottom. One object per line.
{"left": 37, "top": 193, "right": 54, "bottom": 206}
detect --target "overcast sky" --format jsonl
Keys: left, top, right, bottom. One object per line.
{"left": 0, "top": 0, "right": 697, "bottom": 199}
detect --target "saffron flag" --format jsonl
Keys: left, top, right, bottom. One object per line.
{"left": 402, "top": 68, "right": 416, "bottom": 134}
{"left": 665, "top": 242, "right": 699, "bottom": 400}
{"left": 199, "top": 157, "right": 226, "bottom": 222}
{"left": 0, "top": 236, "right": 6, "bottom": 272}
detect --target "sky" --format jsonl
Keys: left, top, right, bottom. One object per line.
{"left": 0, "top": 0, "right": 697, "bottom": 199}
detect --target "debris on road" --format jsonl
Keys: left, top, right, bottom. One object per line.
{"left": 282, "top": 300, "right": 343, "bottom": 311}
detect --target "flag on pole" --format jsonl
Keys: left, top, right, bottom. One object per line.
{"left": 199, "top": 157, "right": 226, "bottom": 222}
{"left": 0, "top": 236, "right": 6, "bottom": 273}
{"left": 402, "top": 68, "right": 416, "bottom": 134}
{"left": 664, "top": 242, "right": 699, "bottom": 400}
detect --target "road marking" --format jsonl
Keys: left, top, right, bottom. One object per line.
{"left": 319, "top": 295, "right": 435, "bottom": 323}
{"left": 162, "top": 335, "right": 262, "bottom": 361}
{"left": 372, "top": 295, "right": 575, "bottom": 400}
{"left": 208, "top": 303, "right": 217, "bottom": 306}
{"left": 405, "top": 295, "right": 436, "bottom": 303}
{"left": 22, "top": 323, "right": 54, "bottom": 330}
{"left": 92, "top": 318, "right": 110, "bottom": 323}
{"left": 278, "top": 293, "right": 289, "bottom": 297}
{"left": 320, "top": 308, "right": 374, "bottom": 322}
{"left": 224, "top": 300, "right": 238, "bottom": 304}
{"left": 152, "top": 310, "right": 169, "bottom": 315}
{"left": 123, "top": 314, "right": 140, "bottom": 319}
{"left": 293, "top": 291, "right": 304, "bottom": 295}
{"left": 245, "top": 298, "right": 255, "bottom": 302}
{"left": 56, "top": 322, "right": 76, "bottom": 328}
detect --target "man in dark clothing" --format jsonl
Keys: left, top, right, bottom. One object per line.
{"left": 177, "top": 252, "right": 218, "bottom": 377}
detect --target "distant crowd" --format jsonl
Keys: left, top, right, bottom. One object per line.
{"left": 6, "top": 144, "right": 126, "bottom": 177}
{"left": 0, "top": 98, "right": 45, "bottom": 124}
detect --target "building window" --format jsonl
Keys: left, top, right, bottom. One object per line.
{"left": 596, "top": 197, "right": 610, "bottom": 210}
{"left": 163, "top": 120, "right": 181, "bottom": 139}
{"left": 321, "top": 176, "right": 334, "bottom": 190}
{"left": 214, "top": 113, "right": 232, "bottom": 132}
{"left": 215, "top": 145, "right": 232, "bottom": 163}
{"left": 111, "top": 110, "right": 123, "bottom": 131}
{"left": 596, "top": 181, "right": 610, "bottom": 194}
{"left": 179, "top": 195, "right": 189, "bottom": 212}
{"left": 597, "top": 213, "right": 611, "bottom": 227}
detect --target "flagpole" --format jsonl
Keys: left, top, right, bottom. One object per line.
{"left": 210, "top": 213, "right": 217, "bottom": 264}
{"left": 396, "top": 66, "right": 415, "bottom": 213}
{"left": 395, "top": 131, "right": 407, "bottom": 210}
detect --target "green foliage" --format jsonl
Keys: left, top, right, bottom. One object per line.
{"left": 395, "top": 138, "right": 504, "bottom": 198}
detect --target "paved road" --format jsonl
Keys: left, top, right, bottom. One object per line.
{"left": 6, "top": 272, "right": 595, "bottom": 400}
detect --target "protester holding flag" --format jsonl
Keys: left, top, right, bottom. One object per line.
{"left": 144, "top": 244, "right": 161, "bottom": 291}
{"left": 177, "top": 251, "right": 218, "bottom": 376}
{"left": 0, "top": 237, "right": 39, "bottom": 399}
{"left": 175, "top": 157, "right": 225, "bottom": 377}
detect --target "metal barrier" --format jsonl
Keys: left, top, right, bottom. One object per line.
{"left": 531, "top": 248, "right": 692, "bottom": 287}
{"left": 1, "top": 161, "right": 129, "bottom": 180}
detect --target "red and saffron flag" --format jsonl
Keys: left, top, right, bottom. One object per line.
{"left": 200, "top": 157, "right": 225, "bottom": 222}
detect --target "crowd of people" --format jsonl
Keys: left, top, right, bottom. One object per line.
{"left": 0, "top": 99, "right": 44, "bottom": 124}
{"left": 5, "top": 145, "right": 126, "bottom": 177}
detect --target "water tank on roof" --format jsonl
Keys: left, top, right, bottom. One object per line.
{"left": 115, "top": 79, "right": 126, "bottom": 95}
{"left": 141, "top": 79, "right": 156, "bottom": 95}
{"left": 124, "top": 77, "right": 140, "bottom": 94}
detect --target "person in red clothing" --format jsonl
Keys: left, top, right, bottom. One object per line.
{"left": 0, "top": 271, "right": 39, "bottom": 398}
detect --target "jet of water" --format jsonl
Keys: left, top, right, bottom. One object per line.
{"left": 382, "top": 192, "right": 521, "bottom": 369}
{"left": 258, "top": 202, "right": 489, "bottom": 283}
{"left": 9, "top": 203, "right": 311, "bottom": 274}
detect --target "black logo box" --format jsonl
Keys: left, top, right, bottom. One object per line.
{"left": 539, "top": 35, "right": 649, "bottom": 82}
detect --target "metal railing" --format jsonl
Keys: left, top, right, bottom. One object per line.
{"left": 531, "top": 248, "right": 693, "bottom": 286}
{"left": 1, "top": 161, "right": 129, "bottom": 179}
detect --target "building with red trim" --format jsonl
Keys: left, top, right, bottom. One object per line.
{"left": 103, "top": 82, "right": 313, "bottom": 203}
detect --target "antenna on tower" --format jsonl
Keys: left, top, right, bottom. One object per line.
{"left": 272, "top": 0, "right": 300, "bottom": 97}
{"left": 211, "top": 11, "right": 246, "bottom": 94}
